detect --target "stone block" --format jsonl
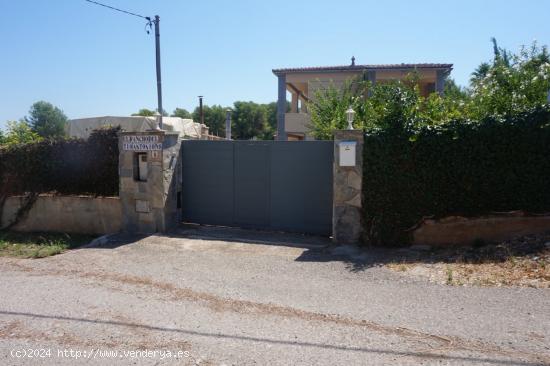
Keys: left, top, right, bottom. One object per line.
{"left": 120, "top": 177, "right": 136, "bottom": 192}
{"left": 121, "top": 152, "right": 134, "bottom": 166}
{"left": 137, "top": 219, "right": 156, "bottom": 234}
{"left": 138, "top": 182, "right": 147, "bottom": 193}
{"left": 135, "top": 200, "right": 150, "bottom": 213}
{"left": 132, "top": 192, "right": 150, "bottom": 201}
{"left": 333, "top": 205, "right": 362, "bottom": 244}
{"left": 138, "top": 212, "right": 154, "bottom": 223}
{"left": 334, "top": 186, "right": 358, "bottom": 205}
{"left": 347, "top": 170, "right": 362, "bottom": 191}
{"left": 119, "top": 168, "right": 134, "bottom": 178}
{"left": 334, "top": 170, "right": 348, "bottom": 187}
{"left": 345, "top": 192, "right": 362, "bottom": 208}
{"left": 151, "top": 191, "right": 165, "bottom": 209}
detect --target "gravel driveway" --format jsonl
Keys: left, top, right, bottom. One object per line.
{"left": 0, "top": 226, "right": 548, "bottom": 365}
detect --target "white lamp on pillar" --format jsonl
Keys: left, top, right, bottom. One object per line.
{"left": 346, "top": 106, "right": 355, "bottom": 130}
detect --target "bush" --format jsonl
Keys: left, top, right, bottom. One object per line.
{"left": 0, "top": 127, "right": 119, "bottom": 198}
{"left": 363, "top": 106, "right": 550, "bottom": 246}
{"left": 309, "top": 41, "right": 550, "bottom": 140}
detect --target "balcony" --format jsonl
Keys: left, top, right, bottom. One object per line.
{"left": 285, "top": 113, "right": 311, "bottom": 134}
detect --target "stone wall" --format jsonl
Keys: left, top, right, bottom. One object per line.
{"left": 1, "top": 195, "right": 122, "bottom": 235}
{"left": 118, "top": 131, "right": 182, "bottom": 233}
{"left": 413, "top": 213, "right": 550, "bottom": 246}
{"left": 332, "top": 130, "right": 363, "bottom": 244}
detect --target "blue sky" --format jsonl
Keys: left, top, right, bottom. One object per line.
{"left": 1, "top": 0, "right": 549, "bottom": 129}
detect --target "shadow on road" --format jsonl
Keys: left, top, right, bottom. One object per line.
{"left": 83, "top": 224, "right": 550, "bottom": 276}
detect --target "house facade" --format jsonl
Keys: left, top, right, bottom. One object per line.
{"left": 273, "top": 60, "right": 453, "bottom": 140}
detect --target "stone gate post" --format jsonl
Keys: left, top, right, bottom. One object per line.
{"left": 332, "top": 130, "right": 363, "bottom": 244}
{"left": 118, "top": 131, "right": 182, "bottom": 233}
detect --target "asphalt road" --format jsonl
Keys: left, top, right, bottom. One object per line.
{"left": 0, "top": 226, "right": 548, "bottom": 365}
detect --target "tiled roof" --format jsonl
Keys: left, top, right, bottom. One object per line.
{"left": 272, "top": 63, "right": 453, "bottom": 75}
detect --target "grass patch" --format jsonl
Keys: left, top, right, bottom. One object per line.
{"left": 0, "top": 231, "right": 94, "bottom": 258}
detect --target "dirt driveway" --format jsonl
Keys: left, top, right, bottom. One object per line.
{"left": 0, "top": 226, "right": 548, "bottom": 365}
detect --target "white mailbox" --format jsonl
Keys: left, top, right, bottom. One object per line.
{"left": 138, "top": 153, "right": 148, "bottom": 181}
{"left": 339, "top": 141, "right": 356, "bottom": 167}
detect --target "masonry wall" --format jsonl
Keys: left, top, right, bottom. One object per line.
{"left": 413, "top": 214, "right": 550, "bottom": 246}
{"left": 1, "top": 195, "right": 122, "bottom": 235}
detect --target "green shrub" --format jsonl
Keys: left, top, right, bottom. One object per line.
{"left": 0, "top": 231, "right": 93, "bottom": 258}
{"left": 0, "top": 127, "right": 119, "bottom": 197}
{"left": 363, "top": 106, "right": 550, "bottom": 246}
{"left": 309, "top": 41, "right": 550, "bottom": 140}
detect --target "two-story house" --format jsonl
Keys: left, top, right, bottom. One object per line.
{"left": 273, "top": 58, "right": 453, "bottom": 140}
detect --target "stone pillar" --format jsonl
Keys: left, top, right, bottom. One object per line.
{"left": 276, "top": 74, "right": 287, "bottom": 141}
{"left": 332, "top": 130, "right": 363, "bottom": 244}
{"left": 435, "top": 69, "right": 445, "bottom": 96}
{"left": 118, "top": 131, "right": 182, "bottom": 233}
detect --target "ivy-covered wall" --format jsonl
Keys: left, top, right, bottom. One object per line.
{"left": 362, "top": 106, "right": 550, "bottom": 246}
{"left": 0, "top": 128, "right": 119, "bottom": 198}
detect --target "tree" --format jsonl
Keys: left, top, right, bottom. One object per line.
{"left": 491, "top": 37, "right": 512, "bottom": 67}
{"left": 262, "top": 102, "right": 278, "bottom": 140}
{"left": 470, "top": 38, "right": 512, "bottom": 84}
{"left": 468, "top": 40, "right": 550, "bottom": 118}
{"left": 189, "top": 102, "right": 280, "bottom": 139}
{"left": 309, "top": 79, "right": 370, "bottom": 139}
{"left": 444, "top": 78, "right": 469, "bottom": 100}
{"left": 132, "top": 108, "right": 155, "bottom": 116}
{"left": 470, "top": 62, "right": 491, "bottom": 84}
{"left": 25, "top": 101, "right": 67, "bottom": 138}
{"left": 171, "top": 108, "right": 192, "bottom": 119}
{"left": 131, "top": 108, "right": 168, "bottom": 116}
{"left": 1, "top": 120, "right": 42, "bottom": 146}
{"left": 231, "top": 101, "right": 271, "bottom": 140}
{"left": 192, "top": 105, "right": 227, "bottom": 137}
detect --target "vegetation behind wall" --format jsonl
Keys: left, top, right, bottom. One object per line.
{"left": 363, "top": 106, "right": 550, "bottom": 245}
{"left": 0, "top": 127, "right": 119, "bottom": 199}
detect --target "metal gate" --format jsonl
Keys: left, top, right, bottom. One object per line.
{"left": 182, "top": 140, "right": 333, "bottom": 235}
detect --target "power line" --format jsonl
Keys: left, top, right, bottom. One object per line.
{"left": 84, "top": 0, "right": 164, "bottom": 129}
{"left": 84, "top": 0, "right": 150, "bottom": 20}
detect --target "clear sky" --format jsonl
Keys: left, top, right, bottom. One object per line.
{"left": 1, "top": 0, "right": 549, "bottom": 129}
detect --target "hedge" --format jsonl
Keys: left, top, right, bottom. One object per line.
{"left": 0, "top": 127, "right": 119, "bottom": 198}
{"left": 362, "top": 106, "right": 550, "bottom": 246}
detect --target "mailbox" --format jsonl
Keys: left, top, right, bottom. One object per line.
{"left": 339, "top": 141, "right": 356, "bottom": 167}
{"left": 135, "top": 153, "right": 148, "bottom": 181}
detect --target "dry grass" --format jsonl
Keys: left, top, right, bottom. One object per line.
{"left": 387, "top": 234, "right": 550, "bottom": 288}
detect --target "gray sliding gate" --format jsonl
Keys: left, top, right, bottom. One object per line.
{"left": 182, "top": 140, "right": 333, "bottom": 236}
